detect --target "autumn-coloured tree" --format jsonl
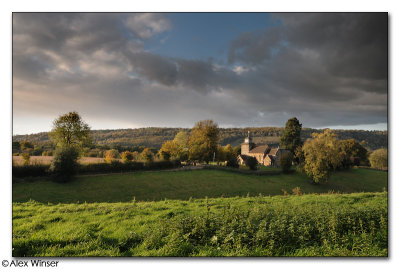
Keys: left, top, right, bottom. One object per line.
{"left": 187, "top": 120, "right": 219, "bottom": 163}
{"left": 104, "top": 149, "right": 119, "bottom": 163}
{"left": 302, "top": 129, "right": 345, "bottom": 183}
{"left": 369, "top": 148, "right": 388, "bottom": 169}
{"left": 141, "top": 148, "right": 154, "bottom": 163}
{"left": 121, "top": 151, "right": 134, "bottom": 163}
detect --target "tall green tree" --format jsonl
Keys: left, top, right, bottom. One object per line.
{"left": 49, "top": 112, "right": 91, "bottom": 182}
{"left": 302, "top": 129, "right": 345, "bottom": 183}
{"left": 280, "top": 117, "right": 302, "bottom": 153}
{"left": 49, "top": 111, "right": 91, "bottom": 149}
{"left": 187, "top": 120, "right": 219, "bottom": 163}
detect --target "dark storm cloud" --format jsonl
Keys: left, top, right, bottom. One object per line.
{"left": 13, "top": 13, "right": 387, "bottom": 133}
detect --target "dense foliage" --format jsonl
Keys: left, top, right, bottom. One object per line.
{"left": 280, "top": 152, "right": 294, "bottom": 173}
{"left": 188, "top": 120, "right": 219, "bottom": 163}
{"left": 49, "top": 111, "right": 91, "bottom": 148}
{"left": 49, "top": 146, "right": 80, "bottom": 183}
{"left": 13, "top": 127, "right": 388, "bottom": 153}
{"left": 280, "top": 117, "right": 302, "bottom": 153}
{"left": 302, "top": 130, "right": 345, "bottom": 183}
{"left": 369, "top": 148, "right": 388, "bottom": 169}
{"left": 12, "top": 192, "right": 387, "bottom": 257}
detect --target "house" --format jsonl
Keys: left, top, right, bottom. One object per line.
{"left": 237, "top": 131, "right": 290, "bottom": 167}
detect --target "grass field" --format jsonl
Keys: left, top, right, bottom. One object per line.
{"left": 12, "top": 168, "right": 388, "bottom": 257}
{"left": 13, "top": 168, "right": 387, "bottom": 203}
{"left": 12, "top": 192, "right": 387, "bottom": 257}
{"left": 12, "top": 156, "right": 105, "bottom": 166}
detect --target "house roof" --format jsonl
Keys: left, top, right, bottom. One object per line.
{"left": 249, "top": 145, "right": 269, "bottom": 154}
{"left": 268, "top": 148, "right": 279, "bottom": 156}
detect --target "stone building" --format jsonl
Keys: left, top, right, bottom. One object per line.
{"left": 238, "top": 132, "right": 289, "bottom": 167}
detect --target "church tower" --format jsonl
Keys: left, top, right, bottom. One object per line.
{"left": 241, "top": 131, "right": 254, "bottom": 155}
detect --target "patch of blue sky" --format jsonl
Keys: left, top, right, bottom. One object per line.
{"left": 144, "top": 13, "right": 277, "bottom": 63}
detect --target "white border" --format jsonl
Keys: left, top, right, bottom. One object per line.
{"left": 2, "top": 1, "right": 398, "bottom": 269}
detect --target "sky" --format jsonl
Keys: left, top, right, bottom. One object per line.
{"left": 12, "top": 13, "right": 388, "bottom": 135}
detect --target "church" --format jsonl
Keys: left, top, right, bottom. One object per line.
{"left": 237, "top": 132, "right": 289, "bottom": 167}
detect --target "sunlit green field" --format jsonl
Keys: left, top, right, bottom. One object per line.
{"left": 12, "top": 168, "right": 388, "bottom": 257}
{"left": 13, "top": 192, "right": 387, "bottom": 257}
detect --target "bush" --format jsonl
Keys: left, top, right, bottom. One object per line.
{"left": 21, "top": 152, "right": 30, "bottom": 166}
{"left": 141, "top": 148, "right": 154, "bottom": 163}
{"left": 49, "top": 146, "right": 79, "bottom": 183}
{"left": 104, "top": 149, "right": 119, "bottom": 163}
{"left": 121, "top": 151, "right": 134, "bottom": 163}
{"left": 369, "top": 148, "right": 388, "bottom": 169}
{"left": 41, "top": 151, "right": 53, "bottom": 156}
{"left": 12, "top": 164, "right": 50, "bottom": 178}
{"left": 244, "top": 156, "right": 258, "bottom": 170}
{"left": 280, "top": 152, "right": 293, "bottom": 173}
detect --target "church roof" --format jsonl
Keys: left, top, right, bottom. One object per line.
{"left": 249, "top": 145, "right": 269, "bottom": 154}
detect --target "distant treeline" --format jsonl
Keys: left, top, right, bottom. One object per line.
{"left": 13, "top": 127, "right": 387, "bottom": 152}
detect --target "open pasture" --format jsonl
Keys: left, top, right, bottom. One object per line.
{"left": 13, "top": 168, "right": 387, "bottom": 203}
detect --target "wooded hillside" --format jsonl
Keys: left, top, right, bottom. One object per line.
{"left": 13, "top": 127, "right": 387, "bottom": 151}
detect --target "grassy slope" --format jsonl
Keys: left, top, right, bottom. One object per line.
{"left": 12, "top": 192, "right": 388, "bottom": 257}
{"left": 13, "top": 168, "right": 387, "bottom": 203}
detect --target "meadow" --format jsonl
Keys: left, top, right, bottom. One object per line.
{"left": 12, "top": 192, "right": 387, "bottom": 257}
{"left": 13, "top": 168, "right": 387, "bottom": 203}
{"left": 12, "top": 168, "right": 388, "bottom": 257}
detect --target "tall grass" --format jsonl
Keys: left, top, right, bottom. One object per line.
{"left": 12, "top": 192, "right": 387, "bottom": 257}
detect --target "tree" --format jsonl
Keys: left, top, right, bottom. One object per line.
{"left": 48, "top": 112, "right": 91, "bottom": 182}
{"left": 49, "top": 146, "right": 79, "bottom": 183}
{"left": 302, "top": 129, "right": 345, "bottom": 183}
{"left": 280, "top": 117, "right": 302, "bottom": 154}
{"left": 159, "top": 150, "right": 171, "bottom": 161}
{"left": 223, "top": 144, "right": 239, "bottom": 168}
{"left": 187, "top": 120, "right": 219, "bottom": 163}
{"left": 104, "top": 149, "right": 119, "bottom": 163}
{"left": 21, "top": 151, "right": 31, "bottom": 166}
{"left": 245, "top": 156, "right": 258, "bottom": 170}
{"left": 369, "top": 148, "right": 388, "bottom": 169}
{"left": 339, "top": 139, "right": 369, "bottom": 168}
{"left": 121, "top": 151, "right": 134, "bottom": 163}
{"left": 280, "top": 152, "right": 293, "bottom": 173}
{"left": 20, "top": 140, "right": 34, "bottom": 151}
{"left": 141, "top": 148, "right": 154, "bottom": 163}
{"left": 49, "top": 111, "right": 91, "bottom": 149}
{"left": 159, "top": 140, "right": 180, "bottom": 160}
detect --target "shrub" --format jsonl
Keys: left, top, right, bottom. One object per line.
{"left": 280, "top": 152, "right": 293, "bottom": 173}
{"left": 21, "top": 152, "right": 31, "bottom": 166}
{"left": 159, "top": 150, "right": 171, "bottom": 161}
{"left": 49, "top": 146, "right": 79, "bottom": 183}
{"left": 12, "top": 164, "right": 50, "bottom": 178}
{"left": 104, "top": 149, "right": 119, "bottom": 163}
{"left": 141, "top": 148, "right": 154, "bottom": 163}
{"left": 292, "top": 186, "right": 303, "bottom": 195}
{"left": 121, "top": 151, "right": 134, "bottom": 163}
{"left": 41, "top": 151, "right": 53, "bottom": 156}
{"left": 244, "top": 156, "right": 258, "bottom": 170}
{"left": 369, "top": 148, "right": 388, "bottom": 169}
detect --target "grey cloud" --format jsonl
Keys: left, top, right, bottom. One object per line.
{"left": 228, "top": 28, "right": 282, "bottom": 65}
{"left": 12, "top": 13, "right": 387, "bottom": 133}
